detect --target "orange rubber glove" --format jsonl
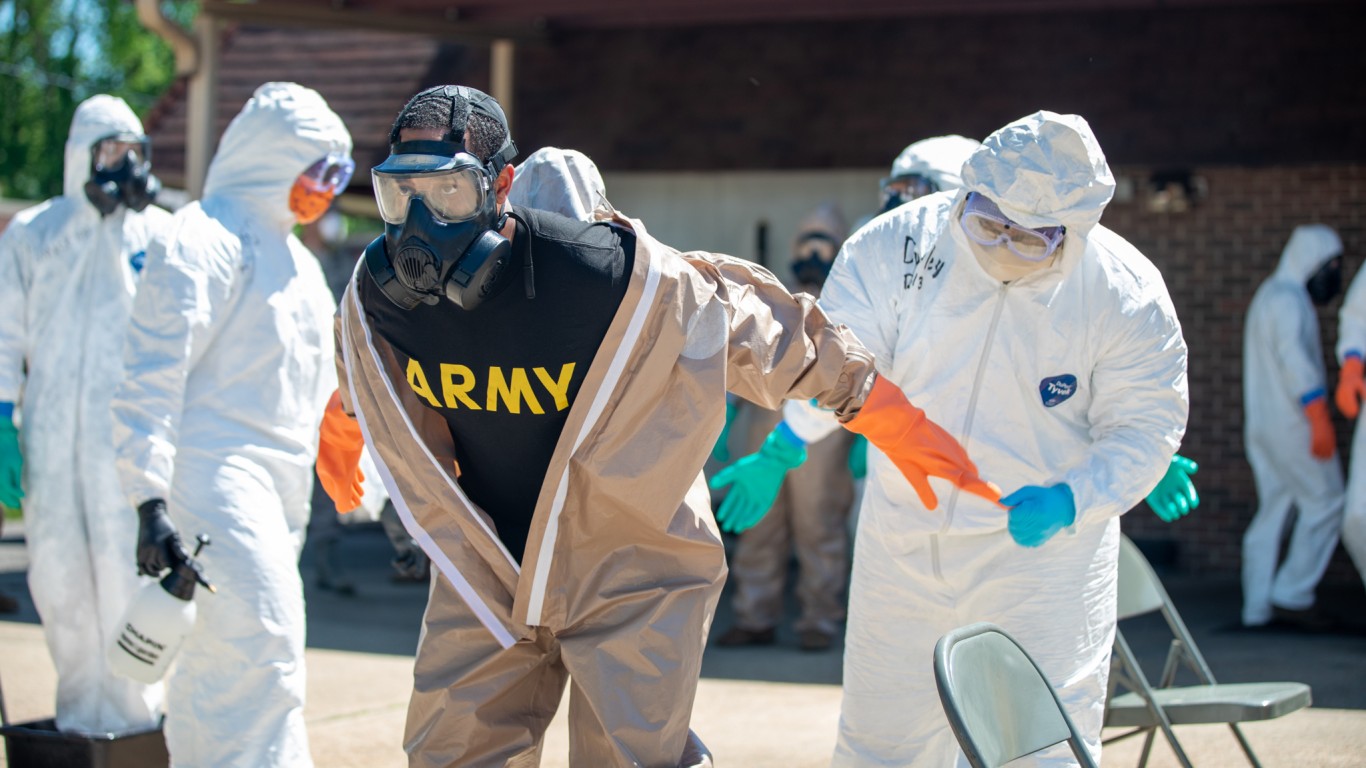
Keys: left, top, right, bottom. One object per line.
{"left": 1335, "top": 355, "right": 1365, "bottom": 419}
{"left": 318, "top": 390, "right": 366, "bottom": 512}
{"left": 1305, "top": 397, "right": 1336, "bottom": 460}
{"left": 843, "top": 375, "right": 1002, "bottom": 509}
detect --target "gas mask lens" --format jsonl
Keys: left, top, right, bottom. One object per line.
{"left": 879, "top": 174, "right": 936, "bottom": 208}
{"left": 93, "top": 135, "right": 149, "bottom": 172}
{"left": 959, "top": 192, "right": 1066, "bottom": 262}
{"left": 373, "top": 166, "right": 488, "bottom": 225}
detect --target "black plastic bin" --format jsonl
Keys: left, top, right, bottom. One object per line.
{"left": 0, "top": 718, "right": 169, "bottom": 768}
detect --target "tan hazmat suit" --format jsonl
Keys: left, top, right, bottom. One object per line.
{"left": 337, "top": 211, "right": 877, "bottom": 767}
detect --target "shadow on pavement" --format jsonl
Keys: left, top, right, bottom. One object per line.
{"left": 5, "top": 521, "right": 1364, "bottom": 707}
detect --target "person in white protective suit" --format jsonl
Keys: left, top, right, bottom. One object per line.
{"left": 1242, "top": 224, "right": 1346, "bottom": 630}
{"left": 112, "top": 82, "right": 352, "bottom": 767}
{"left": 749, "top": 112, "right": 1187, "bottom": 766}
{"left": 0, "top": 95, "right": 171, "bottom": 734}
{"left": 1333, "top": 251, "right": 1366, "bottom": 591}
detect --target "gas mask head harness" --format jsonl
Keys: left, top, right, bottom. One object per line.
{"left": 84, "top": 133, "right": 160, "bottom": 216}
{"left": 365, "top": 86, "right": 520, "bottom": 310}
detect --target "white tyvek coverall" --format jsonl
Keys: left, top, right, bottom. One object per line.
{"left": 1336, "top": 259, "right": 1366, "bottom": 587}
{"left": 113, "top": 83, "right": 349, "bottom": 767}
{"left": 507, "top": 146, "right": 606, "bottom": 220}
{"left": 809, "top": 112, "right": 1188, "bottom": 767}
{"left": 1242, "top": 224, "right": 1345, "bottom": 625}
{"left": 0, "top": 95, "right": 170, "bottom": 735}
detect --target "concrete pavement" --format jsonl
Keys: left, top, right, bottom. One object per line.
{"left": 1, "top": 519, "right": 1363, "bottom": 766}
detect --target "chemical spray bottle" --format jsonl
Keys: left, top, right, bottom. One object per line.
{"left": 108, "top": 535, "right": 216, "bottom": 684}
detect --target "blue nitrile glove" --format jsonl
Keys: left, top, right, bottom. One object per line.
{"left": 1002, "top": 484, "right": 1076, "bottom": 548}
{"left": 711, "top": 399, "right": 738, "bottom": 463}
{"left": 847, "top": 435, "right": 868, "bottom": 480}
{"left": 708, "top": 422, "right": 807, "bottom": 534}
{"left": 1146, "top": 454, "right": 1199, "bottom": 522}
{"left": 0, "top": 403, "right": 23, "bottom": 509}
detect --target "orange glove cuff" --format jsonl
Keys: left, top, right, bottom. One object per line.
{"left": 1335, "top": 356, "right": 1365, "bottom": 419}
{"left": 1305, "top": 397, "right": 1336, "bottom": 460}
{"left": 844, "top": 376, "right": 1001, "bottom": 508}
{"left": 318, "top": 390, "right": 366, "bottom": 512}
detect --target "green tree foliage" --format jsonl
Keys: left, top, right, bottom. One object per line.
{"left": 0, "top": 0, "right": 197, "bottom": 201}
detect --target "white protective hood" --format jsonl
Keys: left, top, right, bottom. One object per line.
{"left": 63, "top": 95, "right": 145, "bottom": 203}
{"left": 1274, "top": 223, "right": 1341, "bottom": 285}
{"left": 888, "top": 135, "right": 981, "bottom": 193}
{"left": 961, "top": 110, "right": 1115, "bottom": 237}
{"left": 507, "top": 146, "right": 607, "bottom": 221}
{"left": 203, "top": 82, "right": 351, "bottom": 231}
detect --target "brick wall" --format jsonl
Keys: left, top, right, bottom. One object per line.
{"left": 512, "top": 4, "right": 1366, "bottom": 170}
{"left": 1104, "top": 164, "right": 1366, "bottom": 579}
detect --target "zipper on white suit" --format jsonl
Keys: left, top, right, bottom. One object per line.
{"left": 932, "top": 282, "right": 1010, "bottom": 583}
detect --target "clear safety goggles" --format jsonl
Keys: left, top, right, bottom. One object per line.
{"left": 959, "top": 192, "right": 1066, "bottom": 262}
{"left": 371, "top": 152, "right": 490, "bottom": 225}
{"left": 298, "top": 152, "right": 355, "bottom": 194}
{"left": 91, "top": 134, "right": 150, "bottom": 172}
{"left": 879, "top": 173, "right": 936, "bottom": 204}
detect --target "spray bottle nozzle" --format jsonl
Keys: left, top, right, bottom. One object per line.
{"left": 189, "top": 534, "right": 216, "bottom": 593}
{"left": 162, "top": 534, "right": 215, "bottom": 599}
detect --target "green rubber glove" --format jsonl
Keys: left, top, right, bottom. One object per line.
{"left": 1146, "top": 454, "right": 1198, "bottom": 522}
{"left": 847, "top": 435, "right": 868, "bottom": 480}
{"left": 0, "top": 404, "right": 23, "bottom": 509}
{"left": 711, "top": 400, "right": 738, "bottom": 463}
{"left": 708, "top": 422, "right": 806, "bottom": 534}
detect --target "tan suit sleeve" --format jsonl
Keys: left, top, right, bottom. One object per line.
{"left": 682, "top": 251, "right": 876, "bottom": 417}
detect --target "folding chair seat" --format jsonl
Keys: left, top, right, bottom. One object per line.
{"left": 1104, "top": 536, "right": 1311, "bottom": 768}
{"left": 934, "top": 622, "right": 1099, "bottom": 768}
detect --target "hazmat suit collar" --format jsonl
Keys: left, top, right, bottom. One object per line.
{"left": 507, "top": 147, "right": 606, "bottom": 222}
{"left": 1273, "top": 224, "right": 1342, "bottom": 284}
{"left": 961, "top": 110, "right": 1114, "bottom": 238}
{"left": 203, "top": 82, "right": 352, "bottom": 233}
{"left": 64, "top": 95, "right": 145, "bottom": 213}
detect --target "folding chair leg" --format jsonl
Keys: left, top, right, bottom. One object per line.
{"left": 1228, "top": 724, "right": 1264, "bottom": 768}
{"left": 1114, "top": 633, "right": 1194, "bottom": 768}
{"left": 1137, "top": 727, "right": 1158, "bottom": 768}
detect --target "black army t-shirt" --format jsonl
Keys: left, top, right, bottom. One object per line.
{"left": 360, "top": 207, "right": 634, "bottom": 563}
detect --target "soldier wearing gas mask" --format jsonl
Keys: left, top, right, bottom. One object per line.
{"left": 0, "top": 94, "right": 172, "bottom": 734}
{"left": 316, "top": 85, "right": 995, "bottom": 767}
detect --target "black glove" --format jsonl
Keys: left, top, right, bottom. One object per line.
{"left": 136, "top": 498, "right": 189, "bottom": 577}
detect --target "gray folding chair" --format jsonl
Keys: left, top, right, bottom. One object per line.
{"left": 1104, "top": 536, "right": 1312, "bottom": 768}
{"left": 934, "top": 622, "right": 1099, "bottom": 768}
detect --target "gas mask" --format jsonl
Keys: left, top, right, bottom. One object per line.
{"left": 790, "top": 231, "right": 841, "bottom": 289}
{"left": 83, "top": 134, "right": 160, "bottom": 216}
{"left": 290, "top": 151, "right": 354, "bottom": 225}
{"left": 365, "top": 139, "right": 513, "bottom": 310}
{"left": 878, "top": 173, "right": 937, "bottom": 215}
{"left": 1307, "top": 255, "right": 1343, "bottom": 306}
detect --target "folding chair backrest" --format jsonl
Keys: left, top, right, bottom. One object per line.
{"left": 1117, "top": 535, "right": 1167, "bottom": 621}
{"left": 935, "top": 623, "right": 1098, "bottom": 768}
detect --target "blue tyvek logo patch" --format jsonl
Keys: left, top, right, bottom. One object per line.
{"left": 1040, "top": 374, "right": 1078, "bottom": 408}
{"left": 129, "top": 250, "right": 146, "bottom": 273}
